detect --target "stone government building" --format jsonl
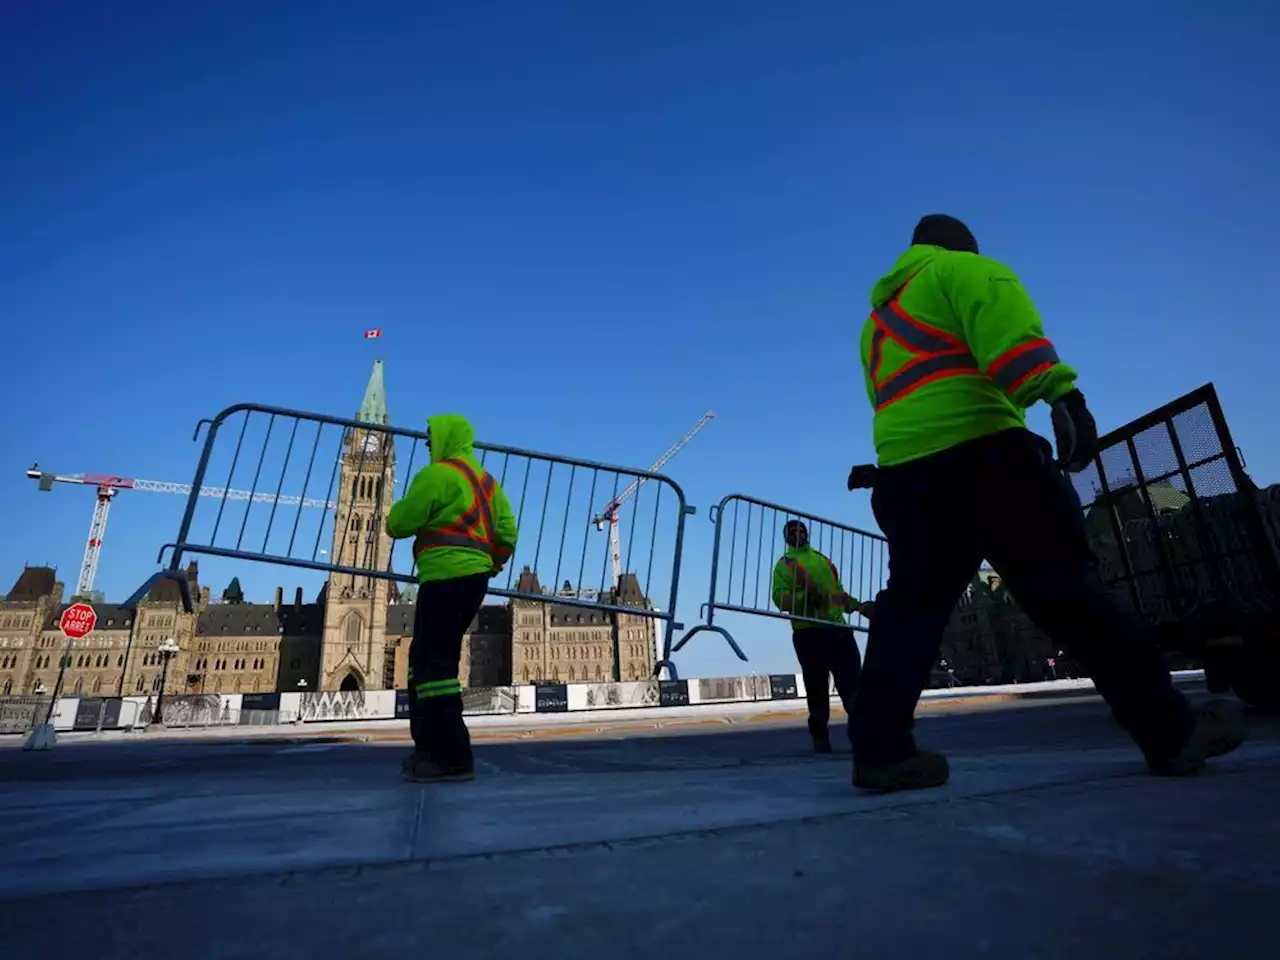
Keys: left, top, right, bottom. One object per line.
{"left": 0, "top": 361, "right": 657, "bottom": 698}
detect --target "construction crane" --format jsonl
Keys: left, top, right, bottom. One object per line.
{"left": 592, "top": 411, "right": 715, "bottom": 587}
{"left": 24, "top": 465, "right": 335, "bottom": 598}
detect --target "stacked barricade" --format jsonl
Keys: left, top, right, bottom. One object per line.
{"left": 674, "top": 493, "right": 889, "bottom": 662}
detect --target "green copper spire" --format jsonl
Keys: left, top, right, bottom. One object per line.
{"left": 358, "top": 359, "right": 387, "bottom": 424}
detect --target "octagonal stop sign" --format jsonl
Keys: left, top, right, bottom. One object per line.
{"left": 59, "top": 602, "right": 97, "bottom": 641}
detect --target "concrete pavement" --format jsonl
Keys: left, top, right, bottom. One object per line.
{"left": 0, "top": 691, "right": 1276, "bottom": 959}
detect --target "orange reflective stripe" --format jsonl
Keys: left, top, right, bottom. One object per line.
{"left": 870, "top": 280, "right": 981, "bottom": 411}
{"left": 781, "top": 556, "right": 809, "bottom": 586}
{"left": 987, "top": 338, "right": 1060, "bottom": 394}
{"left": 782, "top": 555, "right": 844, "bottom": 612}
{"left": 876, "top": 350, "right": 980, "bottom": 410}
{"left": 871, "top": 274, "right": 964, "bottom": 354}
{"left": 413, "top": 459, "right": 500, "bottom": 560}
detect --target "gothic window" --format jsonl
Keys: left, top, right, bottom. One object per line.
{"left": 568, "top": 666, "right": 575, "bottom": 681}
{"left": 136, "top": 676, "right": 145, "bottom": 692}
{"left": 521, "top": 666, "right": 529, "bottom": 683}
{"left": 376, "top": 478, "right": 383, "bottom": 501}
{"left": 594, "top": 665, "right": 604, "bottom": 681}
{"left": 343, "top": 612, "right": 363, "bottom": 653}
{"left": 350, "top": 513, "right": 362, "bottom": 532}
{"left": 1, "top": 680, "right": 9, "bottom": 695}
{"left": 74, "top": 678, "right": 84, "bottom": 694}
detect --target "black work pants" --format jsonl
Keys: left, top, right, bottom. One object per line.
{"left": 852, "top": 427, "right": 1195, "bottom": 767}
{"left": 409, "top": 573, "right": 489, "bottom": 768}
{"left": 793, "top": 625, "right": 861, "bottom": 744}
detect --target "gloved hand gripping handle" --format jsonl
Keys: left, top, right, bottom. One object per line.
{"left": 1051, "top": 389, "right": 1099, "bottom": 474}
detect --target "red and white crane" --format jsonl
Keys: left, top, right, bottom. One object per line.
{"left": 24, "top": 465, "right": 334, "bottom": 598}
{"left": 592, "top": 411, "right": 715, "bottom": 587}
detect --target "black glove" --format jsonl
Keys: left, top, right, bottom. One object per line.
{"left": 847, "top": 464, "right": 878, "bottom": 491}
{"left": 1050, "top": 389, "right": 1098, "bottom": 473}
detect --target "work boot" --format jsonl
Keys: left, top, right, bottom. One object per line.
{"left": 854, "top": 749, "right": 950, "bottom": 793}
{"left": 812, "top": 737, "right": 834, "bottom": 755}
{"left": 402, "top": 752, "right": 475, "bottom": 783}
{"left": 1146, "top": 699, "right": 1246, "bottom": 776}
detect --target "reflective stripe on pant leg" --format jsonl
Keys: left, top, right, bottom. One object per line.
{"left": 416, "top": 678, "right": 461, "bottom": 699}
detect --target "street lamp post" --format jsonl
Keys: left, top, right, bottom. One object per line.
{"left": 153, "top": 638, "right": 180, "bottom": 726}
{"left": 294, "top": 678, "right": 308, "bottom": 725}
{"left": 47, "top": 641, "right": 74, "bottom": 723}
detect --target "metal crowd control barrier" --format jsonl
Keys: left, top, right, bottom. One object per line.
{"left": 1069, "top": 382, "right": 1280, "bottom": 642}
{"left": 673, "top": 493, "right": 889, "bottom": 658}
{"left": 126, "top": 403, "right": 694, "bottom": 675}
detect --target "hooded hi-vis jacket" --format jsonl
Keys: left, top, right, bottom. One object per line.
{"left": 386, "top": 414, "right": 518, "bottom": 583}
{"left": 771, "top": 545, "right": 860, "bottom": 630}
{"left": 860, "top": 245, "right": 1079, "bottom": 467}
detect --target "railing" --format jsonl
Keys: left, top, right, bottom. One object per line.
{"left": 126, "top": 403, "right": 694, "bottom": 677}
{"left": 673, "top": 493, "right": 889, "bottom": 659}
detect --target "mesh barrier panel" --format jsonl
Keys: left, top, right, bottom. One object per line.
{"left": 1070, "top": 388, "right": 1279, "bottom": 632}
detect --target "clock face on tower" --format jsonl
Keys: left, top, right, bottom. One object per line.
{"left": 360, "top": 434, "right": 380, "bottom": 457}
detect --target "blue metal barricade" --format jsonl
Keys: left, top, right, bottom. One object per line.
{"left": 125, "top": 403, "right": 694, "bottom": 676}
{"left": 673, "top": 493, "right": 888, "bottom": 660}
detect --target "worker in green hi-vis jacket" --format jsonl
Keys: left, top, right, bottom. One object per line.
{"left": 771, "top": 519, "right": 873, "bottom": 755}
{"left": 386, "top": 414, "right": 518, "bottom": 784}
{"left": 848, "top": 214, "right": 1244, "bottom": 794}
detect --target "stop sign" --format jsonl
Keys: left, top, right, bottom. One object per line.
{"left": 59, "top": 602, "right": 97, "bottom": 641}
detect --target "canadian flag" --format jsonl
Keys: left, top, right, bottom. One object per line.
{"left": 363, "top": 329, "right": 382, "bottom": 339}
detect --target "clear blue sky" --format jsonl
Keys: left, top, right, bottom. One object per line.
{"left": 2, "top": 2, "right": 1277, "bottom": 677}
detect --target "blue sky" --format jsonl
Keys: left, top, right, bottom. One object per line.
{"left": 2, "top": 1, "right": 1277, "bottom": 677}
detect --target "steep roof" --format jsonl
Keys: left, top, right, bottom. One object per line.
{"left": 145, "top": 562, "right": 201, "bottom": 604}
{"left": 5, "top": 566, "right": 56, "bottom": 602}
{"left": 358, "top": 359, "right": 388, "bottom": 424}
{"left": 196, "top": 603, "right": 326, "bottom": 637}
{"left": 515, "top": 566, "right": 542, "bottom": 594}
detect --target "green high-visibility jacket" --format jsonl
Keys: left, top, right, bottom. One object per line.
{"left": 860, "top": 245, "right": 1079, "bottom": 467}
{"left": 386, "top": 414, "right": 519, "bottom": 583}
{"left": 770, "top": 545, "right": 858, "bottom": 630}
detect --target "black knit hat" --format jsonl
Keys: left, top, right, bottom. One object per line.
{"left": 912, "top": 214, "right": 978, "bottom": 254}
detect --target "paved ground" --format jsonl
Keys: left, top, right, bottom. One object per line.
{"left": 1, "top": 691, "right": 1277, "bottom": 959}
